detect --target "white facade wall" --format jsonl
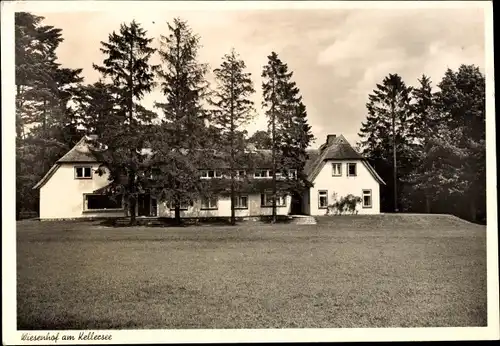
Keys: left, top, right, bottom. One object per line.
{"left": 39, "top": 163, "right": 123, "bottom": 219}
{"left": 308, "top": 159, "right": 381, "bottom": 216}
{"left": 157, "top": 194, "right": 292, "bottom": 218}
{"left": 40, "top": 163, "right": 292, "bottom": 219}
{"left": 40, "top": 159, "right": 381, "bottom": 219}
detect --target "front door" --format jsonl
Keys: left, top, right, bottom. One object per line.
{"left": 138, "top": 194, "right": 151, "bottom": 216}
{"left": 291, "top": 192, "right": 303, "bottom": 215}
{"left": 151, "top": 197, "right": 158, "bottom": 217}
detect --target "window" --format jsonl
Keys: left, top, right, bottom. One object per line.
{"left": 85, "top": 194, "right": 122, "bottom": 211}
{"left": 234, "top": 195, "right": 248, "bottom": 209}
{"left": 254, "top": 169, "right": 271, "bottom": 178}
{"left": 362, "top": 190, "right": 372, "bottom": 208}
{"left": 318, "top": 190, "right": 328, "bottom": 209}
{"left": 332, "top": 163, "right": 342, "bottom": 176}
{"left": 347, "top": 163, "right": 357, "bottom": 177}
{"left": 235, "top": 170, "right": 246, "bottom": 179}
{"left": 288, "top": 169, "right": 298, "bottom": 179}
{"left": 201, "top": 196, "right": 218, "bottom": 210}
{"left": 261, "top": 193, "right": 286, "bottom": 207}
{"left": 200, "top": 170, "right": 223, "bottom": 179}
{"left": 75, "top": 166, "right": 92, "bottom": 179}
{"left": 168, "top": 200, "right": 192, "bottom": 210}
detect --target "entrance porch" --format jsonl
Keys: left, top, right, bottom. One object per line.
{"left": 137, "top": 193, "right": 158, "bottom": 217}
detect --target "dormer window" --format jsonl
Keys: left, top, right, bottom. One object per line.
{"left": 75, "top": 166, "right": 92, "bottom": 179}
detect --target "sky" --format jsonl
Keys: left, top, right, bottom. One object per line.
{"left": 33, "top": 4, "right": 486, "bottom": 148}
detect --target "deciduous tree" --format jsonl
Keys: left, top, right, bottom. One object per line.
{"left": 248, "top": 130, "right": 272, "bottom": 149}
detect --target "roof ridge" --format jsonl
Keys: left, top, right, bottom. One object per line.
{"left": 57, "top": 136, "right": 105, "bottom": 163}
{"left": 56, "top": 136, "right": 87, "bottom": 163}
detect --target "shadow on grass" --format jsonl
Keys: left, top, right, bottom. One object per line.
{"left": 99, "top": 215, "right": 293, "bottom": 228}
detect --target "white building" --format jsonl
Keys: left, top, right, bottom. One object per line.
{"left": 303, "top": 134, "right": 385, "bottom": 215}
{"left": 33, "top": 134, "right": 384, "bottom": 220}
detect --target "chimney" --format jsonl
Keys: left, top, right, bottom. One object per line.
{"left": 326, "top": 134, "right": 337, "bottom": 145}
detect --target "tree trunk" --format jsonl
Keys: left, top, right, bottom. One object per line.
{"left": 230, "top": 71, "right": 236, "bottom": 226}
{"left": 392, "top": 103, "right": 398, "bottom": 213}
{"left": 174, "top": 206, "right": 181, "bottom": 226}
{"left": 42, "top": 99, "right": 48, "bottom": 174}
{"left": 271, "top": 80, "right": 277, "bottom": 223}
{"left": 127, "top": 40, "right": 136, "bottom": 227}
{"left": 129, "top": 197, "right": 136, "bottom": 226}
{"left": 16, "top": 84, "right": 24, "bottom": 139}
{"left": 425, "top": 194, "right": 431, "bottom": 213}
{"left": 230, "top": 182, "right": 236, "bottom": 225}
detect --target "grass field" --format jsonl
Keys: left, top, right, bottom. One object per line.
{"left": 16, "top": 214, "right": 487, "bottom": 329}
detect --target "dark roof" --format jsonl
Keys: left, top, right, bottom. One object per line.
{"left": 304, "top": 149, "right": 320, "bottom": 176}
{"left": 306, "top": 135, "right": 385, "bottom": 184}
{"left": 34, "top": 136, "right": 108, "bottom": 189}
{"left": 322, "top": 143, "right": 364, "bottom": 160}
{"left": 35, "top": 134, "right": 385, "bottom": 190}
{"left": 57, "top": 136, "right": 106, "bottom": 163}
{"left": 94, "top": 177, "right": 296, "bottom": 196}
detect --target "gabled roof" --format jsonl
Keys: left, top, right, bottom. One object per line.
{"left": 304, "top": 149, "right": 320, "bottom": 175}
{"left": 362, "top": 161, "right": 386, "bottom": 185}
{"left": 57, "top": 136, "right": 106, "bottom": 163}
{"left": 32, "top": 163, "right": 61, "bottom": 189}
{"left": 306, "top": 134, "right": 385, "bottom": 185}
{"left": 34, "top": 133, "right": 386, "bottom": 190}
{"left": 34, "top": 136, "right": 107, "bottom": 189}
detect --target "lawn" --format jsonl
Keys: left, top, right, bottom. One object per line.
{"left": 16, "top": 214, "right": 487, "bottom": 329}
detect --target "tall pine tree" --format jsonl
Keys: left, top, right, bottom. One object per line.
{"left": 16, "top": 12, "right": 84, "bottom": 218}
{"left": 93, "top": 20, "right": 158, "bottom": 225}
{"left": 210, "top": 48, "right": 256, "bottom": 225}
{"left": 277, "top": 78, "right": 314, "bottom": 196}
{"left": 73, "top": 80, "right": 117, "bottom": 137}
{"left": 405, "top": 74, "right": 437, "bottom": 212}
{"left": 152, "top": 18, "right": 211, "bottom": 225}
{"left": 358, "top": 73, "right": 414, "bottom": 212}
{"left": 262, "top": 52, "right": 313, "bottom": 221}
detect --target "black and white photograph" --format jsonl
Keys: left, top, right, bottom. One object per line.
{"left": 2, "top": 0, "right": 498, "bottom": 344}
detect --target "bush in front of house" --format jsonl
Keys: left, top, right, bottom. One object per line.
{"left": 327, "top": 193, "right": 362, "bottom": 215}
